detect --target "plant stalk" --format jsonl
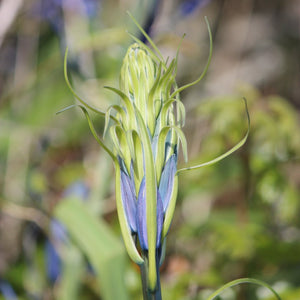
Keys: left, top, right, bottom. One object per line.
{"left": 140, "top": 252, "right": 162, "bottom": 300}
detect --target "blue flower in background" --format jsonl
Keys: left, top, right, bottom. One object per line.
{"left": 180, "top": 0, "right": 212, "bottom": 16}
{"left": 46, "top": 239, "right": 62, "bottom": 283}
{"left": 0, "top": 281, "right": 17, "bottom": 300}
{"left": 63, "top": 180, "right": 90, "bottom": 199}
{"left": 46, "top": 219, "right": 68, "bottom": 282}
{"left": 140, "top": 0, "right": 212, "bottom": 41}
{"left": 140, "top": 0, "right": 160, "bottom": 42}
{"left": 46, "top": 181, "right": 90, "bottom": 282}
{"left": 35, "top": 0, "right": 101, "bottom": 35}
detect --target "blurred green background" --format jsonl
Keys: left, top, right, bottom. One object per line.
{"left": 0, "top": 0, "right": 299, "bottom": 299}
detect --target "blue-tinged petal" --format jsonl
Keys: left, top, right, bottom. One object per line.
{"left": 46, "top": 241, "right": 62, "bottom": 283}
{"left": 156, "top": 190, "right": 164, "bottom": 248}
{"left": 137, "top": 178, "right": 164, "bottom": 250}
{"left": 159, "top": 154, "right": 177, "bottom": 212}
{"left": 51, "top": 219, "right": 68, "bottom": 243}
{"left": 121, "top": 170, "right": 137, "bottom": 232}
{"left": 63, "top": 180, "right": 89, "bottom": 200}
{"left": 180, "top": 0, "right": 211, "bottom": 16}
{"left": 137, "top": 178, "right": 147, "bottom": 250}
{"left": 151, "top": 134, "right": 158, "bottom": 160}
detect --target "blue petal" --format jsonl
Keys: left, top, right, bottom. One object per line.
{"left": 45, "top": 241, "right": 62, "bottom": 283}
{"left": 120, "top": 170, "right": 137, "bottom": 232}
{"left": 50, "top": 219, "right": 68, "bottom": 242}
{"left": 137, "top": 178, "right": 164, "bottom": 250}
{"left": 180, "top": 0, "right": 211, "bottom": 16}
{"left": 151, "top": 134, "right": 158, "bottom": 160}
{"left": 137, "top": 178, "right": 147, "bottom": 250}
{"left": 63, "top": 180, "right": 89, "bottom": 200}
{"left": 0, "top": 280, "right": 17, "bottom": 300}
{"left": 156, "top": 190, "right": 164, "bottom": 248}
{"left": 159, "top": 154, "right": 177, "bottom": 212}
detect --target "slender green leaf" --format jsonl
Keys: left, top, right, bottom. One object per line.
{"left": 103, "top": 105, "right": 124, "bottom": 137}
{"left": 55, "top": 199, "right": 130, "bottom": 300}
{"left": 64, "top": 48, "right": 117, "bottom": 121}
{"left": 206, "top": 278, "right": 282, "bottom": 300}
{"left": 127, "top": 11, "right": 164, "bottom": 62}
{"left": 57, "top": 245, "right": 84, "bottom": 300}
{"left": 77, "top": 105, "right": 116, "bottom": 160}
{"left": 171, "top": 16, "right": 213, "bottom": 98}
{"left": 177, "top": 98, "right": 250, "bottom": 174}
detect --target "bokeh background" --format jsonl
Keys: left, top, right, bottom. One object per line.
{"left": 0, "top": 0, "right": 299, "bottom": 299}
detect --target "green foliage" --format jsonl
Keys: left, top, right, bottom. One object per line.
{"left": 0, "top": 1, "right": 299, "bottom": 299}
{"left": 55, "top": 198, "right": 129, "bottom": 300}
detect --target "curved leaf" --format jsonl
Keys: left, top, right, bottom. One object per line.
{"left": 170, "top": 16, "right": 212, "bottom": 98}
{"left": 127, "top": 11, "right": 164, "bottom": 62}
{"left": 104, "top": 86, "right": 137, "bottom": 130}
{"left": 206, "top": 278, "right": 282, "bottom": 300}
{"left": 177, "top": 98, "right": 250, "bottom": 174}
{"left": 64, "top": 48, "right": 117, "bottom": 121}
{"left": 58, "top": 104, "right": 115, "bottom": 160}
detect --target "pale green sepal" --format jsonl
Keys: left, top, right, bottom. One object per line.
{"left": 158, "top": 60, "right": 176, "bottom": 98}
{"left": 115, "top": 163, "right": 144, "bottom": 265}
{"left": 127, "top": 34, "right": 163, "bottom": 69}
{"left": 128, "top": 61, "right": 140, "bottom": 103}
{"left": 104, "top": 86, "right": 137, "bottom": 130}
{"left": 206, "top": 277, "right": 281, "bottom": 300}
{"left": 127, "top": 11, "right": 164, "bottom": 62}
{"left": 171, "top": 16, "right": 212, "bottom": 99}
{"left": 104, "top": 105, "right": 125, "bottom": 138}
{"left": 109, "top": 125, "right": 131, "bottom": 172}
{"left": 177, "top": 98, "right": 250, "bottom": 175}
{"left": 135, "top": 109, "right": 157, "bottom": 291}
{"left": 147, "top": 63, "right": 162, "bottom": 135}
{"left": 160, "top": 99, "right": 185, "bottom": 128}
{"left": 117, "top": 126, "right": 132, "bottom": 173}
{"left": 125, "top": 130, "right": 135, "bottom": 164}
{"left": 162, "top": 175, "right": 178, "bottom": 238}
{"left": 131, "top": 130, "right": 144, "bottom": 188}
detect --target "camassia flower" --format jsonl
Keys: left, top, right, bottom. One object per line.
{"left": 61, "top": 14, "right": 249, "bottom": 294}
{"left": 104, "top": 41, "right": 188, "bottom": 291}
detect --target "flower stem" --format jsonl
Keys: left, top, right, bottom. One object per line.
{"left": 140, "top": 253, "right": 162, "bottom": 300}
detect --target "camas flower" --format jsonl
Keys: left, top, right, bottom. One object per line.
{"left": 61, "top": 13, "right": 249, "bottom": 293}
{"left": 106, "top": 41, "right": 188, "bottom": 290}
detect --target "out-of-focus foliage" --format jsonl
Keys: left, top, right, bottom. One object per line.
{"left": 164, "top": 85, "right": 300, "bottom": 299}
{"left": 0, "top": 0, "right": 299, "bottom": 299}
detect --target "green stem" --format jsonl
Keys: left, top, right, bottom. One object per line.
{"left": 140, "top": 252, "right": 162, "bottom": 300}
